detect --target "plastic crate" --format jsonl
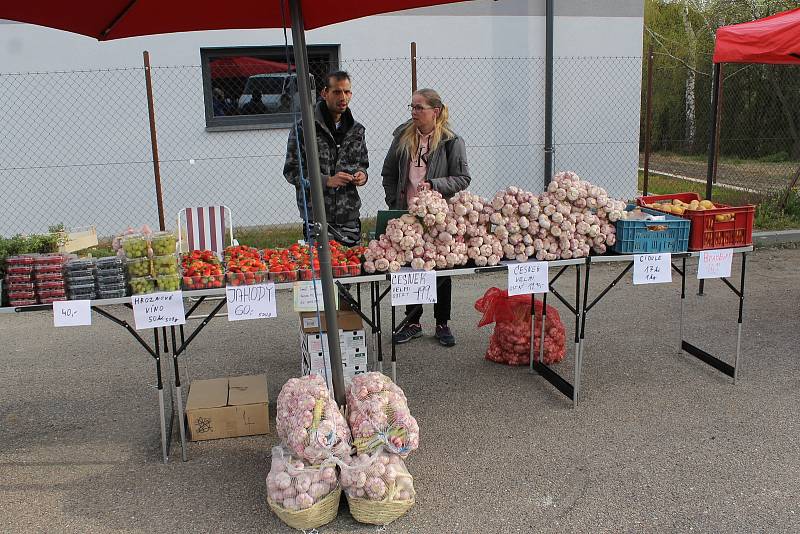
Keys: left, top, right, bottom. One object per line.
{"left": 637, "top": 193, "right": 755, "bottom": 250}
{"left": 612, "top": 207, "right": 690, "bottom": 254}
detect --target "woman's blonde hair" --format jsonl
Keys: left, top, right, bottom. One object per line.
{"left": 396, "top": 88, "right": 454, "bottom": 159}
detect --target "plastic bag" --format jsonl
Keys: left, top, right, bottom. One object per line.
{"left": 474, "top": 287, "right": 567, "bottom": 366}
{"left": 276, "top": 375, "right": 352, "bottom": 463}
{"left": 346, "top": 372, "right": 420, "bottom": 456}
{"left": 340, "top": 448, "right": 415, "bottom": 502}
{"left": 266, "top": 445, "right": 339, "bottom": 511}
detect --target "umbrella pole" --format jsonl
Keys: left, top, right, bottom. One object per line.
{"left": 289, "top": 0, "right": 347, "bottom": 406}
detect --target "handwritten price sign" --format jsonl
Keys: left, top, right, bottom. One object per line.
{"left": 132, "top": 291, "right": 186, "bottom": 330}
{"left": 508, "top": 261, "right": 549, "bottom": 296}
{"left": 697, "top": 249, "right": 733, "bottom": 279}
{"left": 633, "top": 253, "right": 672, "bottom": 285}
{"left": 293, "top": 281, "right": 338, "bottom": 312}
{"left": 53, "top": 300, "right": 91, "bottom": 327}
{"left": 391, "top": 271, "right": 437, "bottom": 306}
{"left": 226, "top": 283, "right": 277, "bottom": 321}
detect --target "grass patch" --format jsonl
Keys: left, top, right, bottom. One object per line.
{"left": 638, "top": 170, "right": 800, "bottom": 230}
{"left": 234, "top": 218, "right": 377, "bottom": 249}
{"left": 755, "top": 190, "right": 800, "bottom": 231}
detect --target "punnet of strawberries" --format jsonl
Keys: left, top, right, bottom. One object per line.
{"left": 181, "top": 250, "right": 224, "bottom": 289}
{"left": 262, "top": 240, "right": 364, "bottom": 282}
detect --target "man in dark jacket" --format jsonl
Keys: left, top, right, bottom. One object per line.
{"left": 283, "top": 71, "right": 368, "bottom": 247}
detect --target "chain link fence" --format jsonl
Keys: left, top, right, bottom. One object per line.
{"left": 1, "top": 55, "right": 642, "bottom": 241}
{"left": 641, "top": 52, "right": 800, "bottom": 204}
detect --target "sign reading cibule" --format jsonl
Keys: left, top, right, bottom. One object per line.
{"left": 633, "top": 253, "right": 672, "bottom": 285}
{"left": 391, "top": 271, "right": 437, "bottom": 306}
{"left": 53, "top": 299, "right": 91, "bottom": 327}
{"left": 508, "top": 261, "right": 549, "bottom": 296}
{"left": 132, "top": 291, "right": 186, "bottom": 330}
{"left": 226, "top": 282, "right": 277, "bottom": 321}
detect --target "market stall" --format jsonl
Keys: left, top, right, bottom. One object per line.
{"left": 1, "top": 172, "right": 757, "bottom": 466}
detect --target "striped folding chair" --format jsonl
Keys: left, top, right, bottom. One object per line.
{"left": 176, "top": 205, "right": 237, "bottom": 258}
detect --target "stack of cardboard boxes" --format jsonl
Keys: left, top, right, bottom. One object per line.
{"left": 185, "top": 374, "right": 270, "bottom": 441}
{"left": 299, "top": 309, "right": 368, "bottom": 391}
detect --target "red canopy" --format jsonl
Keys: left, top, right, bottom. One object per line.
{"left": 0, "top": 0, "right": 464, "bottom": 40}
{"left": 210, "top": 57, "right": 294, "bottom": 79}
{"left": 714, "top": 7, "right": 800, "bottom": 65}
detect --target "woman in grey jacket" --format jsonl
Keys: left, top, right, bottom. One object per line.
{"left": 381, "top": 88, "right": 471, "bottom": 347}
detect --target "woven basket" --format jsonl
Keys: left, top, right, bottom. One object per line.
{"left": 268, "top": 486, "right": 341, "bottom": 530}
{"left": 346, "top": 494, "right": 415, "bottom": 526}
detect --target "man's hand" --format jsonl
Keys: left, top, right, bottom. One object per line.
{"left": 352, "top": 171, "right": 367, "bottom": 186}
{"left": 327, "top": 172, "right": 353, "bottom": 188}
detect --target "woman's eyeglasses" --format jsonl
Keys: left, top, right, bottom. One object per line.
{"left": 408, "top": 104, "right": 433, "bottom": 112}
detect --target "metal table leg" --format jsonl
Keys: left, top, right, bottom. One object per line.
{"left": 391, "top": 305, "right": 397, "bottom": 382}
{"left": 529, "top": 265, "right": 580, "bottom": 404}
{"left": 573, "top": 264, "right": 582, "bottom": 408}
{"left": 733, "top": 253, "right": 747, "bottom": 383}
{"left": 170, "top": 326, "right": 188, "bottom": 462}
{"left": 153, "top": 328, "right": 168, "bottom": 463}
{"left": 92, "top": 305, "right": 169, "bottom": 463}
{"left": 579, "top": 260, "right": 591, "bottom": 396}
{"left": 538, "top": 292, "right": 547, "bottom": 365}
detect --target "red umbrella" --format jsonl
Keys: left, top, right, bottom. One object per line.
{"left": 0, "top": 1, "right": 464, "bottom": 40}
{"left": 0, "top": 0, "right": 469, "bottom": 407}
{"left": 210, "top": 56, "right": 294, "bottom": 79}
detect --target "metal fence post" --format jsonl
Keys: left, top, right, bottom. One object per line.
{"left": 543, "top": 0, "right": 554, "bottom": 190}
{"left": 143, "top": 51, "right": 166, "bottom": 231}
{"left": 643, "top": 45, "right": 654, "bottom": 196}
{"left": 705, "top": 62, "right": 723, "bottom": 200}
{"left": 411, "top": 42, "right": 417, "bottom": 94}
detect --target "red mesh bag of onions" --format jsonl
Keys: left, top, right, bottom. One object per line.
{"left": 474, "top": 287, "right": 567, "bottom": 366}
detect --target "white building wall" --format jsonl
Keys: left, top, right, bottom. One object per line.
{"left": 0, "top": 1, "right": 643, "bottom": 235}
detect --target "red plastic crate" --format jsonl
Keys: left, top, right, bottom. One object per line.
{"left": 636, "top": 193, "right": 754, "bottom": 251}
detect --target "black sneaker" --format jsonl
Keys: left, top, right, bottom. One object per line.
{"left": 393, "top": 323, "right": 423, "bottom": 344}
{"left": 435, "top": 324, "right": 456, "bottom": 347}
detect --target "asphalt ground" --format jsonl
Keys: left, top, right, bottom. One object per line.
{"left": 1, "top": 247, "right": 799, "bottom": 533}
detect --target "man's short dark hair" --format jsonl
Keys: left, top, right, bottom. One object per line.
{"left": 324, "top": 70, "right": 350, "bottom": 89}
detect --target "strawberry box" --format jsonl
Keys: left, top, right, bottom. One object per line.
{"left": 268, "top": 269, "right": 298, "bottom": 283}
{"left": 226, "top": 271, "right": 268, "bottom": 286}
{"left": 6, "top": 274, "right": 33, "bottom": 284}
{"left": 183, "top": 274, "right": 225, "bottom": 290}
{"left": 9, "top": 299, "right": 37, "bottom": 307}
{"left": 7, "top": 265, "right": 34, "bottom": 275}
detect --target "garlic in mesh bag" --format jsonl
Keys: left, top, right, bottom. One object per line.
{"left": 340, "top": 448, "right": 415, "bottom": 502}
{"left": 346, "top": 372, "right": 420, "bottom": 456}
{"left": 266, "top": 445, "right": 339, "bottom": 511}
{"left": 276, "top": 375, "right": 352, "bottom": 463}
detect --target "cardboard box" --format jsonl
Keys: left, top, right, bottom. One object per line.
{"left": 185, "top": 375, "right": 269, "bottom": 441}
{"left": 299, "top": 310, "right": 364, "bottom": 333}
{"left": 303, "top": 330, "right": 367, "bottom": 354}
{"left": 302, "top": 348, "right": 367, "bottom": 391}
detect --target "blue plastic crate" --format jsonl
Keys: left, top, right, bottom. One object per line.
{"left": 612, "top": 206, "right": 690, "bottom": 254}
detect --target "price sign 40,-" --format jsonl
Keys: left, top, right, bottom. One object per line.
{"left": 53, "top": 300, "right": 92, "bottom": 327}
